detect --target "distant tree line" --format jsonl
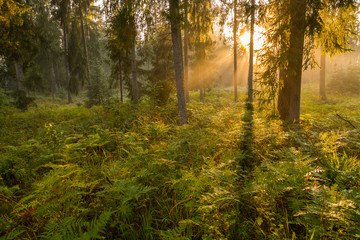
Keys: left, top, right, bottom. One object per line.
{"left": 0, "top": 0, "right": 358, "bottom": 123}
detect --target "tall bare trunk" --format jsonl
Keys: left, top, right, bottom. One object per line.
{"left": 193, "top": 2, "right": 204, "bottom": 101}
{"left": 247, "top": 0, "right": 255, "bottom": 103}
{"left": 169, "top": 0, "right": 187, "bottom": 125}
{"left": 47, "top": 49, "right": 56, "bottom": 102}
{"left": 183, "top": 0, "right": 190, "bottom": 102}
{"left": 199, "top": 75, "right": 204, "bottom": 100}
{"left": 63, "top": 24, "right": 72, "bottom": 104}
{"left": 320, "top": 52, "right": 326, "bottom": 100}
{"left": 14, "top": 59, "right": 25, "bottom": 91}
{"left": 131, "top": 47, "right": 139, "bottom": 104}
{"left": 198, "top": 23, "right": 204, "bottom": 100}
{"left": 119, "top": 61, "right": 123, "bottom": 103}
{"left": 277, "top": 0, "right": 306, "bottom": 123}
{"left": 233, "top": 0, "right": 238, "bottom": 102}
{"left": 130, "top": 1, "right": 139, "bottom": 104}
{"left": 80, "top": 5, "right": 91, "bottom": 85}
{"left": 198, "top": 61, "right": 204, "bottom": 100}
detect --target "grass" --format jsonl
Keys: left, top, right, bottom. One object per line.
{"left": 0, "top": 86, "right": 359, "bottom": 239}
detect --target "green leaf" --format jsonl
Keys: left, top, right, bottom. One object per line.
{"left": 256, "top": 217, "right": 263, "bottom": 226}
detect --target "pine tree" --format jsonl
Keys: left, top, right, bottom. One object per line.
{"left": 68, "top": 18, "right": 87, "bottom": 94}
{"left": 0, "top": 0, "right": 37, "bottom": 92}
{"left": 233, "top": 0, "right": 238, "bottom": 102}
{"left": 52, "top": 0, "right": 73, "bottom": 103}
{"left": 169, "top": 0, "right": 188, "bottom": 125}
{"left": 183, "top": 0, "right": 190, "bottom": 102}
{"left": 188, "top": 0, "right": 214, "bottom": 101}
{"left": 105, "top": 0, "right": 139, "bottom": 104}
{"left": 247, "top": 0, "right": 255, "bottom": 103}
{"left": 257, "top": 0, "right": 357, "bottom": 123}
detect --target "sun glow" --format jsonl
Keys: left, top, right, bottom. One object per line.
{"left": 221, "top": 24, "right": 265, "bottom": 52}
{"left": 239, "top": 28, "right": 265, "bottom": 52}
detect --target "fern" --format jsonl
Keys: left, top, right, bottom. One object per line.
{"left": 3, "top": 228, "right": 25, "bottom": 240}
{"left": 40, "top": 211, "right": 112, "bottom": 240}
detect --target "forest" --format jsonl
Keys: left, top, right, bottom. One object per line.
{"left": 1, "top": 0, "right": 360, "bottom": 239}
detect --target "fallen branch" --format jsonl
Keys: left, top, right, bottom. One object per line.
{"left": 335, "top": 113, "right": 357, "bottom": 130}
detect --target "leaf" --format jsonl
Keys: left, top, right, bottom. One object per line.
{"left": 256, "top": 217, "right": 263, "bottom": 226}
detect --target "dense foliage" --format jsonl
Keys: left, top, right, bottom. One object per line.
{"left": 1, "top": 0, "right": 360, "bottom": 239}
{"left": 1, "top": 88, "right": 359, "bottom": 239}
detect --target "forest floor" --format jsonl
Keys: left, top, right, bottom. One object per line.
{"left": 1, "top": 86, "right": 360, "bottom": 239}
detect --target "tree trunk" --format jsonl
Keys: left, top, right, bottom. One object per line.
{"left": 131, "top": 47, "right": 139, "bottom": 104}
{"left": 199, "top": 82, "right": 204, "bottom": 100}
{"left": 63, "top": 24, "right": 72, "bottom": 104}
{"left": 320, "top": 52, "right": 326, "bottom": 100}
{"left": 183, "top": 0, "right": 190, "bottom": 102}
{"left": 119, "top": 61, "right": 123, "bottom": 103}
{"left": 47, "top": 49, "right": 56, "bottom": 102}
{"left": 277, "top": 0, "right": 306, "bottom": 123}
{"left": 169, "top": 0, "right": 187, "bottom": 125}
{"left": 14, "top": 59, "right": 25, "bottom": 91}
{"left": 199, "top": 39, "right": 204, "bottom": 101}
{"left": 233, "top": 0, "right": 238, "bottom": 102}
{"left": 130, "top": 1, "right": 139, "bottom": 104}
{"left": 193, "top": 2, "right": 204, "bottom": 101}
{"left": 79, "top": 4, "right": 91, "bottom": 85}
{"left": 247, "top": 0, "right": 255, "bottom": 103}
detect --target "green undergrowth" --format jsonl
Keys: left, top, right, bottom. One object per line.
{"left": 0, "top": 88, "right": 359, "bottom": 239}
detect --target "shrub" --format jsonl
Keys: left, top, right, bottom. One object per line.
{"left": 11, "top": 90, "right": 35, "bottom": 111}
{"left": 146, "top": 80, "right": 174, "bottom": 105}
{"left": 0, "top": 88, "right": 11, "bottom": 106}
{"left": 86, "top": 65, "right": 108, "bottom": 107}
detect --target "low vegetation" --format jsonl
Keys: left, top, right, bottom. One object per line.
{"left": 1, "top": 87, "right": 359, "bottom": 239}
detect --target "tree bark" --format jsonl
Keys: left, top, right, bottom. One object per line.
{"left": 119, "top": 61, "right": 123, "bottom": 103}
{"left": 197, "top": 32, "right": 204, "bottom": 100}
{"left": 233, "top": 0, "right": 238, "bottom": 102}
{"left": 131, "top": 47, "right": 139, "bottom": 104}
{"left": 79, "top": 4, "right": 91, "bottom": 85}
{"left": 63, "top": 24, "right": 72, "bottom": 104}
{"left": 47, "top": 49, "right": 56, "bottom": 102}
{"left": 320, "top": 52, "right": 326, "bottom": 100}
{"left": 199, "top": 80, "right": 204, "bottom": 100}
{"left": 183, "top": 0, "right": 190, "bottom": 102}
{"left": 193, "top": 2, "right": 204, "bottom": 101}
{"left": 247, "top": 0, "right": 255, "bottom": 103}
{"left": 14, "top": 59, "right": 25, "bottom": 91}
{"left": 169, "top": 0, "right": 187, "bottom": 125}
{"left": 130, "top": 1, "right": 139, "bottom": 104}
{"left": 277, "top": 0, "right": 306, "bottom": 123}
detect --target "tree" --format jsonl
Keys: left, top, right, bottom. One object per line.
{"left": 68, "top": 18, "right": 87, "bottom": 94}
{"left": 33, "top": 0, "right": 64, "bottom": 100}
{"left": 183, "top": 0, "right": 190, "bottom": 102}
{"left": 105, "top": 0, "right": 139, "bottom": 104}
{"left": 257, "top": 0, "right": 357, "bottom": 123}
{"left": 73, "top": 0, "right": 92, "bottom": 85}
{"left": 247, "top": 0, "right": 254, "bottom": 103}
{"left": 169, "top": 0, "right": 187, "bottom": 125}
{"left": 0, "top": 0, "right": 30, "bottom": 56}
{"left": 320, "top": 51, "right": 326, "bottom": 100}
{"left": 129, "top": 1, "right": 139, "bottom": 104}
{"left": 52, "top": 0, "right": 73, "bottom": 103}
{"left": 106, "top": 1, "right": 133, "bottom": 103}
{"left": 0, "top": 0, "right": 36, "bottom": 92}
{"left": 218, "top": 0, "right": 245, "bottom": 102}
{"left": 188, "top": 0, "right": 214, "bottom": 101}
{"left": 276, "top": 0, "right": 306, "bottom": 123}
{"left": 140, "top": 24, "right": 175, "bottom": 105}
{"left": 233, "top": 0, "right": 239, "bottom": 102}
{"left": 316, "top": 3, "right": 357, "bottom": 100}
